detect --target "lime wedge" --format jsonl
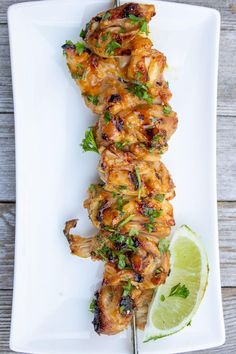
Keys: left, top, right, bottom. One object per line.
{"left": 144, "top": 225, "right": 209, "bottom": 342}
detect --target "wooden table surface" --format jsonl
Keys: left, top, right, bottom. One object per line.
{"left": 0, "top": 0, "right": 235, "bottom": 353}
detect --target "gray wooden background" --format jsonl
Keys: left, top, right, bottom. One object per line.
{"left": 0, "top": 0, "right": 235, "bottom": 353}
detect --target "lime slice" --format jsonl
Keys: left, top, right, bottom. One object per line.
{"left": 144, "top": 225, "right": 209, "bottom": 342}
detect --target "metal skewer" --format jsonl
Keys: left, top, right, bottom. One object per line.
{"left": 131, "top": 312, "right": 139, "bottom": 354}
{"left": 113, "top": 0, "right": 121, "bottom": 7}
{"left": 112, "top": 1, "right": 138, "bottom": 353}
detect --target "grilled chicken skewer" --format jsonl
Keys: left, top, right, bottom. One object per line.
{"left": 63, "top": 2, "right": 177, "bottom": 336}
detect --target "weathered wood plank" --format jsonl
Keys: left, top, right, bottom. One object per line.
{"left": 1, "top": 0, "right": 236, "bottom": 28}
{"left": 0, "top": 111, "right": 235, "bottom": 202}
{"left": 0, "top": 288, "right": 235, "bottom": 353}
{"left": 0, "top": 114, "right": 15, "bottom": 201}
{"left": 0, "top": 202, "right": 235, "bottom": 289}
{"left": 1, "top": 13, "right": 236, "bottom": 115}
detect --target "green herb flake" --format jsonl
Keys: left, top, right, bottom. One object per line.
{"left": 75, "top": 42, "right": 85, "bottom": 55}
{"left": 102, "top": 225, "right": 116, "bottom": 232}
{"left": 144, "top": 222, "right": 155, "bottom": 233}
{"left": 163, "top": 105, "right": 172, "bottom": 115}
{"left": 89, "top": 298, "right": 96, "bottom": 313}
{"left": 87, "top": 95, "right": 99, "bottom": 106}
{"left": 120, "top": 305, "right": 125, "bottom": 313}
{"left": 117, "top": 196, "right": 123, "bottom": 212}
{"left": 140, "top": 21, "right": 149, "bottom": 35}
{"left": 80, "top": 127, "right": 99, "bottom": 153}
{"left": 104, "top": 110, "right": 112, "bottom": 123}
{"left": 168, "top": 283, "right": 190, "bottom": 299}
{"left": 135, "top": 166, "right": 142, "bottom": 200}
{"left": 80, "top": 28, "right": 86, "bottom": 40}
{"left": 118, "top": 253, "right": 126, "bottom": 269}
{"left": 106, "top": 40, "right": 121, "bottom": 55}
{"left": 128, "top": 14, "right": 144, "bottom": 24}
{"left": 127, "top": 82, "right": 153, "bottom": 104}
{"left": 155, "top": 267, "right": 162, "bottom": 274}
{"left": 143, "top": 207, "right": 163, "bottom": 223}
{"left": 102, "top": 12, "right": 111, "bottom": 20}
{"left": 123, "top": 279, "right": 132, "bottom": 297}
{"left": 118, "top": 214, "right": 135, "bottom": 228}
{"left": 158, "top": 238, "right": 170, "bottom": 255}
{"left": 129, "top": 228, "right": 139, "bottom": 236}
{"left": 152, "top": 134, "right": 161, "bottom": 142}
{"left": 101, "top": 32, "right": 110, "bottom": 41}
{"left": 112, "top": 191, "right": 117, "bottom": 198}
{"left": 154, "top": 194, "right": 165, "bottom": 202}
{"left": 88, "top": 184, "right": 96, "bottom": 192}
{"left": 136, "top": 71, "right": 143, "bottom": 80}
{"left": 187, "top": 320, "right": 192, "bottom": 326}
{"left": 160, "top": 294, "right": 165, "bottom": 302}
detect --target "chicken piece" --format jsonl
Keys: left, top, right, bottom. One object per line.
{"left": 83, "top": 3, "right": 155, "bottom": 58}
{"left": 84, "top": 184, "right": 174, "bottom": 236}
{"left": 98, "top": 147, "right": 175, "bottom": 199}
{"left": 95, "top": 104, "right": 178, "bottom": 160}
{"left": 62, "top": 42, "right": 171, "bottom": 115}
{"left": 92, "top": 285, "right": 133, "bottom": 335}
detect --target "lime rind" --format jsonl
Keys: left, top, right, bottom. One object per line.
{"left": 143, "top": 225, "right": 209, "bottom": 342}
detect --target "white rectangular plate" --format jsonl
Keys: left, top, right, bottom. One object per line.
{"left": 8, "top": 0, "right": 224, "bottom": 353}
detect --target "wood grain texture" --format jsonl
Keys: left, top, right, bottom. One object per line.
{"left": 0, "top": 113, "right": 235, "bottom": 202}
{"left": 0, "top": 202, "right": 235, "bottom": 289}
{"left": 1, "top": 5, "right": 236, "bottom": 115}
{"left": 0, "top": 288, "right": 235, "bottom": 353}
{"left": 0, "top": 0, "right": 236, "bottom": 353}
{"left": 1, "top": 0, "right": 236, "bottom": 28}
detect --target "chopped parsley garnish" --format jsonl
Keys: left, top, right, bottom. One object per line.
{"left": 101, "top": 32, "right": 110, "bottom": 41}
{"left": 75, "top": 42, "right": 85, "bottom": 55}
{"left": 166, "top": 81, "right": 169, "bottom": 88}
{"left": 140, "top": 21, "right": 149, "bottom": 35}
{"left": 155, "top": 267, "right": 162, "bottom": 274}
{"left": 129, "top": 228, "right": 139, "bottom": 236}
{"left": 89, "top": 298, "right": 96, "bottom": 313}
{"left": 123, "top": 279, "right": 132, "bottom": 296}
{"left": 76, "top": 63, "right": 84, "bottom": 69}
{"left": 154, "top": 194, "right": 165, "bottom": 202}
{"left": 80, "top": 28, "right": 86, "bottom": 39}
{"left": 144, "top": 222, "right": 155, "bottom": 233}
{"left": 160, "top": 294, "right": 165, "bottom": 302}
{"left": 158, "top": 238, "right": 170, "bottom": 255}
{"left": 143, "top": 207, "right": 163, "bottom": 222}
{"left": 118, "top": 253, "right": 126, "bottom": 269}
{"left": 102, "top": 225, "right": 116, "bottom": 232}
{"left": 106, "top": 40, "right": 121, "bottom": 55}
{"left": 104, "top": 110, "right": 112, "bottom": 123}
{"left": 119, "top": 305, "right": 125, "bottom": 313}
{"left": 127, "top": 82, "right": 153, "bottom": 104}
{"left": 169, "top": 283, "right": 190, "bottom": 299}
{"left": 80, "top": 127, "right": 99, "bottom": 153}
{"left": 152, "top": 134, "right": 161, "bottom": 142}
{"left": 96, "top": 244, "right": 111, "bottom": 261}
{"left": 128, "top": 14, "right": 149, "bottom": 35}
{"left": 117, "top": 196, "right": 123, "bottom": 211}
{"left": 136, "top": 71, "right": 143, "bottom": 80}
{"left": 102, "top": 12, "right": 111, "bottom": 20}
{"left": 88, "top": 184, "right": 96, "bottom": 192}
{"left": 118, "top": 214, "right": 135, "bottom": 228}
{"left": 87, "top": 95, "right": 99, "bottom": 105}
{"left": 115, "top": 141, "right": 128, "bottom": 150}
{"left": 163, "top": 105, "right": 172, "bottom": 115}
{"left": 134, "top": 166, "right": 142, "bottom": 200}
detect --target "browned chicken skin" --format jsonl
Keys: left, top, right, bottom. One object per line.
{"left": 63, "top": 2, "right": 177, "bottom": 336}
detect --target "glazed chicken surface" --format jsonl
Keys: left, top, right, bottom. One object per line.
{"left": 63, "top": 2, "right": 178, "bottom": 336}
